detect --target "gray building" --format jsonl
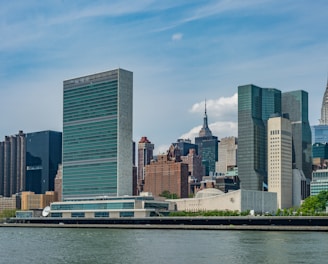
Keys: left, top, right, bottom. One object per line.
{"left": 0, "top": 131, "right": 26, "bottom": 197}
{"left": 282, "top": 90, "right": 312, "bottom": 198}
{"left": 62, "top": 68, "right": 133, "bottom": 199}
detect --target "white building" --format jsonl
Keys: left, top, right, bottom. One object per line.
{"left": 216, "top": 137, "right": 238, "bottom": 174}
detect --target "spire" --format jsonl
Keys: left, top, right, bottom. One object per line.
{"left": 199, "top": 99, "right": 212, "bottom": 137}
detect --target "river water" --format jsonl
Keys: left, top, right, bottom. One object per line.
{"left": 0, "top": 227, "right": 327, "bottom": 264}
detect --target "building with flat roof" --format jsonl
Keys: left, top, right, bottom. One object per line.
{"left": 20, "top": 191, "right": 58, "bottom": 210}
{"left": 267, "top": 115, "right": 293, "bottom": 209}
{"left": 26, "top": 130, "right": 62, "bottom": 194}
{"left": 143, "top": 146, "right": 189, "bottom": 198}
{"left": 62, "top": 68, "right": 133, "bottom": 199}
{"left": 216, "top": 137, "right": 238, "bottom": 174}
{"left": 311, "top": 169, "right": 328, "bottom": 196}
{"left": 137, "top": 137, "right": 154, "bottom": 194}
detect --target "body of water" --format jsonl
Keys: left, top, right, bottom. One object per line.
{"left": 0, "top": 227, "right": 327, "bottom": 264}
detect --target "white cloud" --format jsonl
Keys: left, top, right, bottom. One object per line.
{"left": 154, "top": 144, "right": 170, "bottom": 155}
{"left": 190, "top": 93, "right": 238, "bottom": 121}
{"left": 180, "top": 121, "right": 237, "bottom": 142}
{"left": 172, "top": 33, "right": 183, "bottom": 41}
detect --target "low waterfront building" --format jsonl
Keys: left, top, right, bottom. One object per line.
{"left": 0, "top": 194, "right": 19, "bottom": 212}
{"left": 47, "top": 195, "right": 172, "bottom": 218}
{"left": 21, "top": 191, "right": 58, "bottom": 210}
{"left": 168, "top": 189, "right": 277, "bottom": 214}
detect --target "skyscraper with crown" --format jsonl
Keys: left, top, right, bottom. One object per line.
{"left": 195, "top": 101, "right": 218, "bottom": 176}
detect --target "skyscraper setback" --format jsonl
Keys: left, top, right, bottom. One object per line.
{"left": 62, "top": 69, "right": 133, "bottom": 199}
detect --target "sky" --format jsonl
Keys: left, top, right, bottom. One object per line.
{"left": 0, "top": 0, "right": 327, "bottom": 154}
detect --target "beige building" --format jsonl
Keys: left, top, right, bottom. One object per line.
{"left": 21, "top": 191, "right": 58, "bottom": 210}
{"left": 54, "top": 164, "right": 63, "bottom": 201}
{"left": 216, "top": 137, "right": 238, "bottom": 174}
{"left": 0, "top": 195, "right": 19, "bottom": 212}
{"left": 267, "top": 115, "right": 293, "bottom": 209}
{"left": 169, "top": 188, "right": 277, "bottom": 213}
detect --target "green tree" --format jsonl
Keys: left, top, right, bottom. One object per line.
{"left": 159, "top": 190, "right": 179, "bottom": 199}
{"left": 300, "top": 190, "right": 328, "bottom": 215}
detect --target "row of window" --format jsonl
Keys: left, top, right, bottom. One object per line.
{"left": 49, "top": 211, "right": 135, "bottom": 218}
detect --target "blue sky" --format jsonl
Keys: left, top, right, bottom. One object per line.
{"left": 0, "top": 0, "right": 327, "bottom": 153}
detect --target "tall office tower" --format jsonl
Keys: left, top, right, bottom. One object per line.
{"left": 143, "top": 146, "right": 189, "bottom": 198}
{"left": 137, "top": 137, "right": 154, "bottom": 193}
{"left": 26, "top": 131, "right": 62, "bottom": 194}
{"left": 0, "top": 131, "right": 26, "bottom": 197}
{"left": 268, "top": 115, "right": 293, "bottom": 209}
{"left": 173, "top": 138, "right": 198, "bottom": 156}
{"left": 195, "top": 103, "right": 218, "bottom": 176}
{"left": 63, "top": 69, "right": 133, "bottom": 199}
{"left": 54, "top": 164, "right": 62, "bottom": 202}
{"left": 216, "top": 136, "right": 238, "bottom": 174}
{"left": 282, "top": 90, "right": 312, "bottom": 197}
{"left": 238, "top": 85, "right": 281, "bottom": 190}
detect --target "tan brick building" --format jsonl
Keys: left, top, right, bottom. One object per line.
{"left": 21, "top": 191, "right": 58, "bottom": 210}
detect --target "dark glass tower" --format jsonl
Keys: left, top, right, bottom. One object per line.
{"left": 237, "top": 85, "right": 281, "bottom": 190}
{"left": 26, "top": 130, "right": 62, "bottom": 194}
{"left": 282, "top": 90, "right": 312, "bottom": 192}
{"left": 195, "top": 102, "right": 218, "bottom": 176}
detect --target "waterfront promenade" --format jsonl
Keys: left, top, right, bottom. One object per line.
{"left": 2, "top": 216, "right": 328, "bottom": 231}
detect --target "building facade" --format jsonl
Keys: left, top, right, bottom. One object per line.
{"left": 311, "top": 169, "right": 328, "bottom": 196}
{"left": 137, "top": 137, "right": 154, "bottom": 194}
{"left": 181, "top": 148, "right": 203, "bottom": 182}
{"left": 26, "top": 131, "right": 62, "bottom": 194}
{"left": 282, "top": 90, "right": 312, "bottom": 197}
{"left": 143, "top": 148, "right": 189, "bottom": 198}
{"left": 216, "top": 136, "right": 238, "bottom": 174}
{"left": 0, "top": 131, "right": 26, "bottom": 197}
{"left": 238, "top": 85, "right": 281, "bottom": 190}
{"left": 267, "top": 115, "right": 293, "bottom": 209}
{"left": 195, "top": 103, "right": 218, "bottom": 176}
{"left": 62, "top": 68, "right": 133, "bottom": 199}
{"left": 173, "top": 138, "right": 198, "bottom": 156}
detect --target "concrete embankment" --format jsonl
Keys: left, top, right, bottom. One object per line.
{"left": 2, "top": 216, "right": 328, "bottom": 231}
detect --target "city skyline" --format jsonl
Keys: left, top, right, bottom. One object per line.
{"left": 0, "top": 1, "right": 327, "bottom": 154}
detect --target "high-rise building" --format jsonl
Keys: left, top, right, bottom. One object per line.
{"left": 195, "top": 102, "right": 218, "bottom": 176}
{"left": 181, "top": 148, "right": 203, "bottom": 182}
{"left": 0, "top": 131, "right": 26, "bottom": 197}
{"left": 311, "top": 169, "right": 328, "bottom": 196}
{"left": 237, "top": 85, "right": 281, "bottom": 190}
{"left": 62, "top": 68, "right": 133, "bottom": 199}
{"left": 137, "top": 136, "right": 154, "bottom": 193}
{"left": 267, "top": 115, "right": 293, "bottom": 209}
{"left": 26, "top": 130, "right": 62, "bottom": 194}
{"left": 216, "top": 137, "right": 238, "bottom": 174}
{"left": 312, "top": 80, "right": 328, "bottom": 143}
{"left": 282, "top": 90, "right": 312, "bottom": 195}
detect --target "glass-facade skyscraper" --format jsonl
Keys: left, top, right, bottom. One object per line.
{"left": 237, "top": 85, "right": 281, "bottom": 190}
{"left": 282, "top": 90, "right": 312, "bottom": 184}
{"left": 26, "top": 130, "right": 62, "bottom": 194}
{"left": 62, "top": 69, "right": 133, "bottom": 199}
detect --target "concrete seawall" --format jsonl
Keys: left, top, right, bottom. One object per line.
{"left": 2, "top": 216, "right": 328, "bottom": 231}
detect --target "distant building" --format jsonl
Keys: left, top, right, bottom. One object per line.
{"left": 0, "top": 131, "right": 26, "bottom": 197}
{"left": 195, "top": 102, "right": 218, "bottom": 176}
{"left": 173, "top": 138, "right": 198, "bottom": 156}
{"left": 311, "top": 169, "right": 328, "bottom": 196}
{"left": 267, "top": 115, "right": 293, "bottom": 209}
{"left": 0, "top": 195, "right": 20, "bottom": 212}
{"left": 54, "top": 164, "right": 62, "bottom": 202}
{"left": 26, "top": 130, "right": 62, "bottom": 194}
{"left": 143, "top": 145, "right": 189, "bottom": 198}
{"left": 216, "top": 137, "right": 238, "bottom": 174}
{"left": 62, "top": 68, "right": 133, "bottom": 199}
{"left": 137, "top": 137, "right": 154, "bottom": 194}
{"left": 181, "top": 148, "right": 203, "bottom": 182}
{"left": 20, "top": 191, "right": 58, "bottom": 210}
